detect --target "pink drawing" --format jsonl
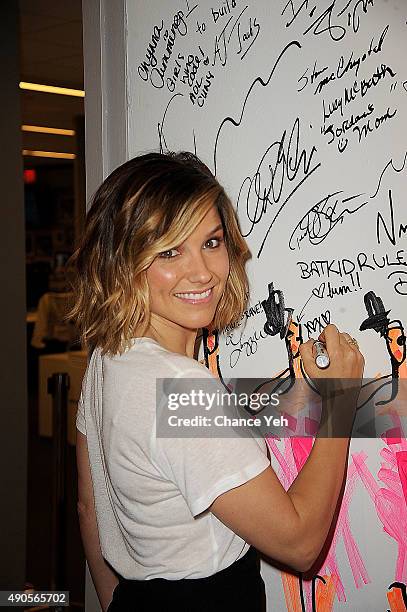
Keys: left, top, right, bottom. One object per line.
{"left": 352, "top": 424, "right": 407, "bottom": 585}
{"left": 266, "top": 434, "right": 370, "bottom": 608}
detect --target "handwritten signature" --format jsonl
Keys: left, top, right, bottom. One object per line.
{"left": 282, "top": 0, "right": 375, "bottom": 42}
{"left": 225, "top": 325, "right": 269, "bottom": 368}
{"left": 212, "top": 5, "right": 260, "bottom": 67}
{"left": 289, "top": 191, "right": 368, "bottom": 250}
{"left": 236, "top": 117, "right": 320, "bottom": 257}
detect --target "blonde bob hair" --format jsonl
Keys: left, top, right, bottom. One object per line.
{"left": 68, "top": 151, "right": 251, "bottom": 355}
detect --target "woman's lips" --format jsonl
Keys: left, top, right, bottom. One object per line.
{"left": 174, "top": 287, "right": 214, "bottom": 304}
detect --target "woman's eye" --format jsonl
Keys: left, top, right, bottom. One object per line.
{"left": 158, "top": 248, "right": 179, "bottom": 259}
{"left": 205, "top": 236, "right": 224, "bottom": 249}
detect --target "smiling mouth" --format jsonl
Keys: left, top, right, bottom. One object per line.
{"left": 174, "top": 287, "right": 214, "bottom": 302}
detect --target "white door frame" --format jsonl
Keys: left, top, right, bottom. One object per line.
{"left": 81, "top": 1, "right": 128, "bottom": 608}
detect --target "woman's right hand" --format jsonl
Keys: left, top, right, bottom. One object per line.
{"left": 299, "top": 323, "right": 365, "bottom": 403}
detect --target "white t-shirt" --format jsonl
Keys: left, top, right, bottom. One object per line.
{"left": 76, "top": 337, "right": 270, "bottom": 580}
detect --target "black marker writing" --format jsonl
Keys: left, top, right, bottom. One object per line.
{"left": 236, "top": 117, "right": 320, "bottom": 258}
{"left": 377, "top": 190, "right": 407, "bottom": 247}
{"left": 289, "top": 192, "right": 368, "bottom": 250}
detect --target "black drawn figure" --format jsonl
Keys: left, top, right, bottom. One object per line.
{"left": 201, "top": 325, "right": 230, "bottom": 389}
{"left": 387, "top": 581, "right": 407, "bottom": 610}
{"left": 261, "top": 282, "right": 315, "bottom": 387}
{"left": 202, "top": 282, "right": 315, "bottom": 416}
{"left": 358, "top": 291, "right": 407, "bottom": 411}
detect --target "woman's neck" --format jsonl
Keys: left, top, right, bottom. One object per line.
{"left": 141, "top": 315, "right": 199, "bottom": 359}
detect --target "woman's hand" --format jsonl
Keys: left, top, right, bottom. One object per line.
{"left": 299, "top": 323, "right": 365, "bottom": 410}
{"left": 299, "top": 323, "right": 365, "bottom": 379}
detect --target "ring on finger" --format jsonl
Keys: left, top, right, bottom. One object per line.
{"left": 341, "top": 332, "right": 359, "bottom": 349}
{"left": 346, "top": 337, "right": 359, "bottom": 349}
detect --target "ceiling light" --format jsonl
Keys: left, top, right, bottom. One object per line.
{"left": 22, "top": 150, "right": 76, "bottom": 160}
{"left": 22, "top": 125, "right": 75, "bottom": 136}
{"left": 19, "top": 82, "right": 85, "bottom": 97}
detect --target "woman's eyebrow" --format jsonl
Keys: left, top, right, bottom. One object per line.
{"left": 205, "top": 224, "right": 223, "bottom": 237}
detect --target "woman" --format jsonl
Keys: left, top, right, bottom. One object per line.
{"left": 71, "top": 151, "right": 364, "bottom": 611}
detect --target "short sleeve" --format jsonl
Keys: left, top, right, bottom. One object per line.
{"left": 76, "top": 390, "right": 86, "bottom": 435}
{"left": 153, "top": 366, "right": 270, "bottom": 517}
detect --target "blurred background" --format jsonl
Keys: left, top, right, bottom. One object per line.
{"left": 5, "top": 0, "right": 87, "bottom": 607}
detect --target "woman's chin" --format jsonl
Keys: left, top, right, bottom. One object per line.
{"left": 178, "top": 314, "right": 215, "bottom": 331}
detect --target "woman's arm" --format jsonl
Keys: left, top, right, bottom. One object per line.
{"left": 209, "top": 435, "right": 350, "bottom": 572}
{"left": 76, "top": 430, "right": 119, "bottom": 611}
{"left": 210, "top": 325, "right": 364, "bottom": 573}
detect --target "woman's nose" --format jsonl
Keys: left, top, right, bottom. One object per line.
{"left": 185, "top": 251, "right": 213, "bottom": 283}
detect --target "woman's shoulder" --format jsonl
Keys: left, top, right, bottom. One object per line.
{"left": 104, "top": 337, "right": 215, "bottom": 380}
